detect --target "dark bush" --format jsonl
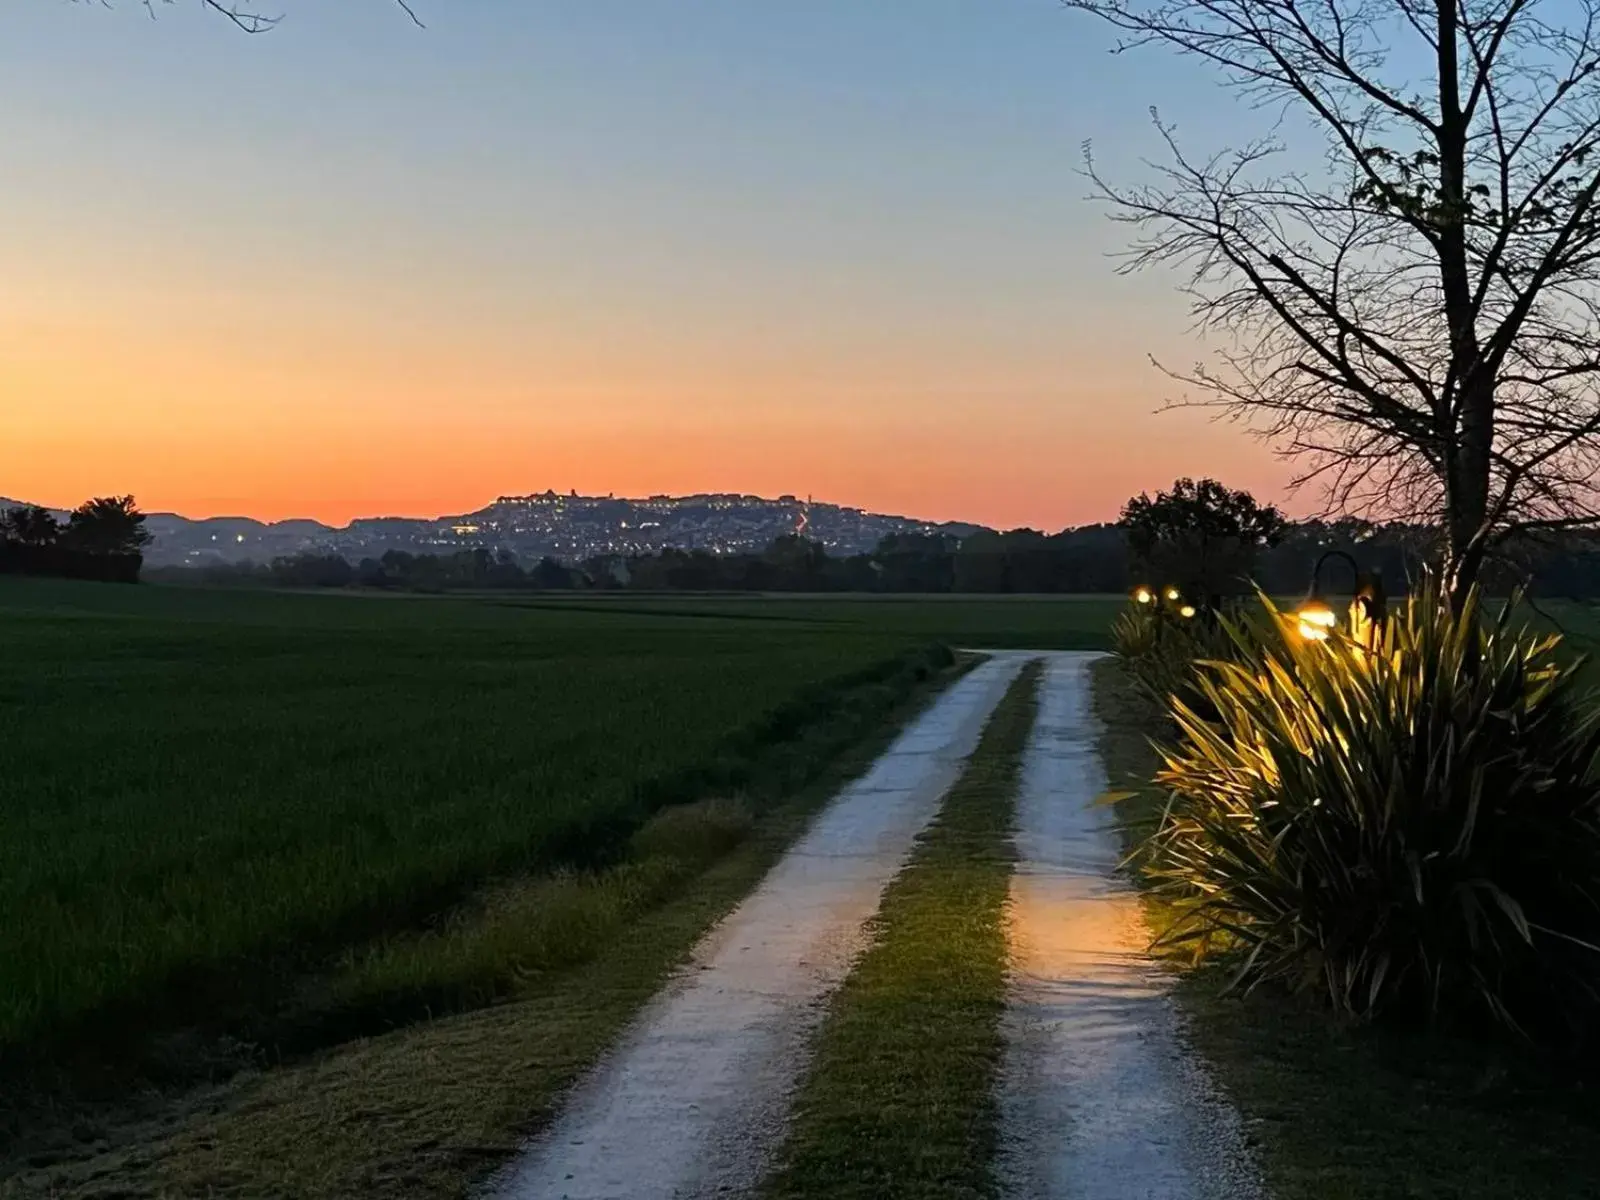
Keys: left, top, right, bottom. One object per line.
{"left": 1149, "top": 585, "right": 1600, "bottom": 1044}
{"left": 1110, "top": 594, "right": 1246, "bottom": 721}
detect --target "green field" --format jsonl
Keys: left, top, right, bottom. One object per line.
{"left": 0, "top": 578, "right": 1116, "bottom": 1067}
{"left": 14, "top": 576, "right": 1600, "bottom": 1195}
{"left": 502, "top": 594, "right": 1119, "bottom": 646}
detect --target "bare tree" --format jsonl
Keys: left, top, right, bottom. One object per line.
{"left": 1067, "top": 0, "right": 1600, "bottom": 598}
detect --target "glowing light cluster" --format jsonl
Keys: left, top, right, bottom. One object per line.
{"left": 1131, "top": 584, "right": 1196, "bottom": 618}
{"left": 1297, "top": 603, "right": 1338, "bottom": 642}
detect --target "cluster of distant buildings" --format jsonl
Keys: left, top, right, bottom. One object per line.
{"left": 140, "top": 491, "right": 983, "bottom": 568}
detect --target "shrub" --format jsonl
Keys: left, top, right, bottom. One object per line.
{"left": 1148, "top": 584, "right": 1600, "bottom": 1042}
{"left": 1111, "top": 597, "right": 1247, "bottom": 719}
{"left": 1109, "top": 601, "right": 1163, "bottom": 661}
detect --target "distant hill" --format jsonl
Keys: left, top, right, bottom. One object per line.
{"left": 3, "top": 491, "right": 990, "bottom": 567}
{"left": 0, "top": 498, "right": 71, "bottom": 520}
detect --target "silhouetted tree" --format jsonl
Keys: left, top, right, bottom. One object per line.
{"left": 269, "top": 552, "right": 354, "bottom": 588}
{"left": 487, "top": 548, "right": 527, "bottom": 588}
{"left": 62, "top": 496, "right": 152, "bottom": 556}
{"left": 1070, "top": 0, "right": 1600, "bottom": 600}
{"left": 874, "top": 533, "right": 959, "bottom": 592}
{"left": 762, "top": 535, "right": 828, "bottom": 590}
{"left": 0, "top": 504, "right": 61, "bottom": 548}
{"left": 530, "top": 556, "right": 577, "bottom": 589}
{"left": 1122, "top": 478, "right": 1286, "bottom": 600}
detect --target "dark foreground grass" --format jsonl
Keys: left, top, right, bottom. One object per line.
{"left": 2, "top": 652, "right": 973, "bottom": 1199}
{"left": 761, "top": 661, "right": 1041, "bottom": 1200}
{"left": 1089, "top": 655, "right": 1600, "bottom": 1200}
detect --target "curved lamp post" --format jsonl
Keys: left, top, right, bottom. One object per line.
{"left": 1296, "top": 550, "right": 1387, "bottom": 647}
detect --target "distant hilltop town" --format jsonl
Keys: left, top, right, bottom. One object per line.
{"left": 110, "top": 491, "right": 988, "bottom": 568}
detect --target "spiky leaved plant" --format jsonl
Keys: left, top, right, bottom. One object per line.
{"left": 1110, "top": 601, "right": 1164, "bottom": 663}
{"left": 1112, "top": 597, "right": 1251, "bottom": 721}
{"left": 1150, "top": 583, "right": 1600, "bottom": 1041}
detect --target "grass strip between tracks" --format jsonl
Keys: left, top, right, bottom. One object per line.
{"left": 762, "top": 659, "right": 1042, "bottom": 1200}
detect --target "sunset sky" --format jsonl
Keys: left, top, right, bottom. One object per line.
{"left": 2, "top": 0, "right": 1291, "bottom": 531}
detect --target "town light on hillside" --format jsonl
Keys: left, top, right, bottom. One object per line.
{"left": 1296, "top": 550, "right": 1387, "bottom": 648}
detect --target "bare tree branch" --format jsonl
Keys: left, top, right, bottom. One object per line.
{"left": 1070, "top": 0, "right": 1600, "bottom": 596}
{"left": 89, "top": 1, "right": 425, "bottom": 33}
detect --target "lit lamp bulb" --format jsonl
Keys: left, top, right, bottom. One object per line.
{"left": 1164, "top": 586, "right": 1181, "bottom": 602}
{"left": 1296, "top": 599, "right": 1338, "bottom": 641}
{"left": 1133, "top": 586, "right": 1154, "bottom": 605}
{"left": 1179, "top": 604, "right": 1197, "bottom": 619}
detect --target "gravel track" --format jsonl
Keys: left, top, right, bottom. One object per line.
{"left": 998, "top": 651, "right": 1265, "bottom": 1200}
{"left": 488, "top": 655, "right": 1026, "bottom": 1200}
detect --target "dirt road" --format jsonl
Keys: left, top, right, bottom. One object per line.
{"left": 998, "top": 651, "right": 1263, "bottom": 1200}
{"left": 489, "top": 655, "right": 1026, "bottom": 1200}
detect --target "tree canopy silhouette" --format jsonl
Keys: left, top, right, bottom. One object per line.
{"left": 63, "top": 496, "right": 152, "bottom": 557}
{"left": 1121, "top": 477, "right": 1287, "bottom": 598}
{"left": 1069, "top": 0, "right": 1600, "bottom": 598}
{"left": 0, "top": 505, "right": 61, "bottom": 548}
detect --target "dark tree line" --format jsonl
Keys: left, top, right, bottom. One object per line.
{"left": 0, "top": 497, "right": 151, "bottom": 583}
{"left": 151, "top": 547, "right": 581, "bottom": 592}
{"left": 112, "top": 478, "right": 1600, "bottom": 600}
{"left": 158, "top": 517, "right": 1554, "bottom": 598}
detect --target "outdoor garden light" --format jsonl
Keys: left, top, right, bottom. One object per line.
{"left": 1179, "top": 604, "right": 1197, "bottom": 619}
{"left": 1164, "top": 586, "right": 1181, "bottom": 602}
{"left": 1296, "top": 550, "right": 1388, "bottom": 648}
{"left": 1133, "top": 585, "right": 1155, "bottom": 605}
{"left": 1296, "top": 602, "right": 1338, "bottom": 641}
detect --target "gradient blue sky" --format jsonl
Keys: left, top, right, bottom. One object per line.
{"left": 1, "top": 0, "right": 1289, "bottom": 527}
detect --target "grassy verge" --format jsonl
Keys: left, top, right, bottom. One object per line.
{"left": 1089, "top": 655, "right": 1600, "bottom": 1200}
{"left": 2, "top": 652, "right": 968, "bottom": 1197}
{"left": 304, "top": 797, "right": 755, "bottom": 1035}
{"left": 760, "top": 661, "right": 1041, "bottom": 1200}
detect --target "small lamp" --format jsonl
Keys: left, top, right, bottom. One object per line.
{"left": 1296, "top": 551, "right": 1387, "bottom": 648}
{"left": 1164, "top": 585, "right": 1181, "bottom": 602}
{"left": 1296, "top": 595, "right": 1338, "bottom": 641}
{"left": 1178, "top": 603, "right": 1197, "bottom": 619}
{"left": 1133, "top": 585, "right": 1155, "bottom": 605}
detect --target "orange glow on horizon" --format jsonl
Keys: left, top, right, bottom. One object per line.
{"left": 2, "top": 0, "right": 1306, "bottom": 538}
{"left": 2, "top": 293, "right": 1289, "bottom": 532}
